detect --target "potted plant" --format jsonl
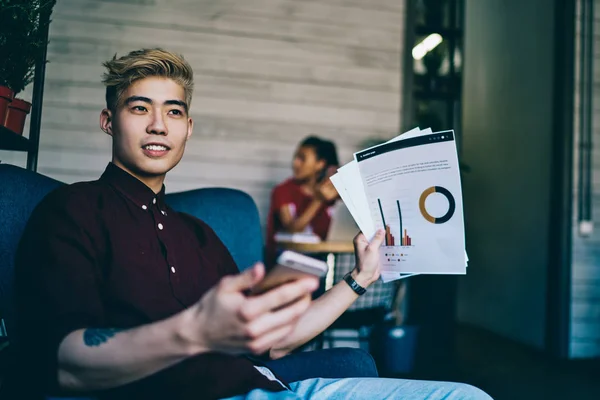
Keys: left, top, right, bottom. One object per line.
{"left": 0, "top": 0, "right": 56, "bottom": 135}
{"left": 0, "top": 86, "right": 13, "bottom": 128}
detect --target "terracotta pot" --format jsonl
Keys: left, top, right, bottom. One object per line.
{"left": 0, "top": 86, "right": 14, "bottom": 126}
{"left": 4, "top": 98, "right": 32, "bottom": 135}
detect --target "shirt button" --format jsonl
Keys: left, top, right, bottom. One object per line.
{"left": 142, "top": 205, "right": 147, "bottom": 210}
{"left": 161, "top": 210, "right": 166, "bottom": 215}
{"left": 158, "top": 223, "right": 164, "bottom": 230}
{"left": 153, "top": 198, "right": 157, "bottom": 204}
{"left": 171, "top": 266, "right": 176, "bottom": 273}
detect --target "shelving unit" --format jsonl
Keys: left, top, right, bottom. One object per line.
{"left": 402, "top": 0, "right": 464, "bottom": 143}
{"left": 401, "top": 0, "right": 465, "bottom": 374}
{"left": 0, "top": 126, "right": 31, "bottom": 152}
{"left": 0, "top": 8, "right": 51, "bottom": 172}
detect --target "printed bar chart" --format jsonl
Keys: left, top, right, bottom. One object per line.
{"left": 379, "top": 198, "right": 413, "bottom": 247}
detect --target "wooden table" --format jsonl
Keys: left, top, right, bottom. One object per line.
{"left": 277, "top": 241, "right": 355, "bottom": 290}
{"left": 276, "top": 241, "right": 354, "bottom": 254}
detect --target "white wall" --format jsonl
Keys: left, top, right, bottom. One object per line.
{"left": 569, "top": 0, "right": 600, "bottom": 358}
{"left": 0, "top": 0, "right": 406, "bottom": 229}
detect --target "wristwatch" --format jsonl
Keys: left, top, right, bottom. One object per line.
{"left": 343, "top": 272, "right": 367, "bottom": 296}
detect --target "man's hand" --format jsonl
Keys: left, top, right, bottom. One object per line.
{"left": 351, "top": 229, "right": 385, "bottom": 288}
{"left": 181, "top": 263, "right": 319, "bottom": 356}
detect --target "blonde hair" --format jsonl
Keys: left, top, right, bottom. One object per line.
{"left": 102, "top": 48, "right": 194, "bottom": 111}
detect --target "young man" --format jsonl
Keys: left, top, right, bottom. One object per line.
{"left": 13, "top": 48, "right": 491, "bottom": 400}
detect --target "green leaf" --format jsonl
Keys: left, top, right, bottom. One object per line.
{"left": 0, "top": 0, "right": 57, "bottom": 94}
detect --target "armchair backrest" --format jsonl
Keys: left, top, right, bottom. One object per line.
{"left": 165, "top": 188, "right": 264, "bottom": 271}
{"left": 0, "top": 164, "right": 64, "bottom": 335}
{"left": 0, "top": 164, "right": 263, "bottom": 338}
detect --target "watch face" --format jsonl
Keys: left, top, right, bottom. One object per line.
{"left": 344, "top": 274, "right": 366, "bottom": 295}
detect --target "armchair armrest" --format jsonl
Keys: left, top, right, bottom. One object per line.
{"left": 264, "top": 348, "right": 378, "bottom": 383}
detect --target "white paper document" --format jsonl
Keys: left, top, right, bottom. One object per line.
{"left": 333, "top": 129, "right": 426, "bottom": 282}
{"left": 330, "top": 127, "right": 467, "bottom": 282}
{"left": 335, "top": 128, "right": 427, "bottom": 241}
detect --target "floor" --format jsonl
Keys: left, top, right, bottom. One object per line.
{"left": 387, "top": 324, "right": 600, "bottom": 400}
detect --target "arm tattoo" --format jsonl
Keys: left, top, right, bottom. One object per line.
{"left": 83, "top": 328, "right": 125, "bottom": 347}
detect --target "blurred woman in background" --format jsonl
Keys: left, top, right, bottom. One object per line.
{"left": 265, "top": 136, "right": 340, "bottom": 267}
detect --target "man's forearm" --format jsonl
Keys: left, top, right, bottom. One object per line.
{"left": 270, "top": 273, "right": 363, "bottom": 358}
{"left": 57, "top": 311, "right": 201, "bottom": 392}
{"left": 271, "top": 231, "right": 384, "bottom": 357}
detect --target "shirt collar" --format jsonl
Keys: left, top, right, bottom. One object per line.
{"left": 100, "top": 162, "right": 167, "bottom": 211}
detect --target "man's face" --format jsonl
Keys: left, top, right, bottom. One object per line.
{"left": 100, "top": 77, "right": 192, "bottom": 183}
{"left": 292, "top": 145, "right": 325, "bottom": 181}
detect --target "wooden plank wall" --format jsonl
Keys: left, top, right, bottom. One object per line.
{"left": 0, "top": 0, "right": 406, "bottom": 231}
{"left": 570, "top": 0, "right": 600, "bottom": 358}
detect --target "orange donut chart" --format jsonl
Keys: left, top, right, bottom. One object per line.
{"left": 419, "top": 186, "right": 456, "bottom": 224}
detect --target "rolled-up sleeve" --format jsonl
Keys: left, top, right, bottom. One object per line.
{"left": 14, "top": 188, "right": 105, "bottom": 393}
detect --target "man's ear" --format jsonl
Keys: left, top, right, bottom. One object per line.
{"left": 186, "top": 117, "right": 193, "bottom": 141}
{"left": 100, "top": 108, "right": 113, "bottom": 137}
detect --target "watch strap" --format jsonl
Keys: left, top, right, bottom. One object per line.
{"left": 343, "top": 272, "right": 367, "bottom": 296}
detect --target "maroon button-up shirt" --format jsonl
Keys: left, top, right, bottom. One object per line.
{"left": 14, "top": 163, "right": 283, "bottom": 399}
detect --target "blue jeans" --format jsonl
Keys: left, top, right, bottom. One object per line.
{"left": 222, "top": 377, "right": 493, "bottom": 399}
